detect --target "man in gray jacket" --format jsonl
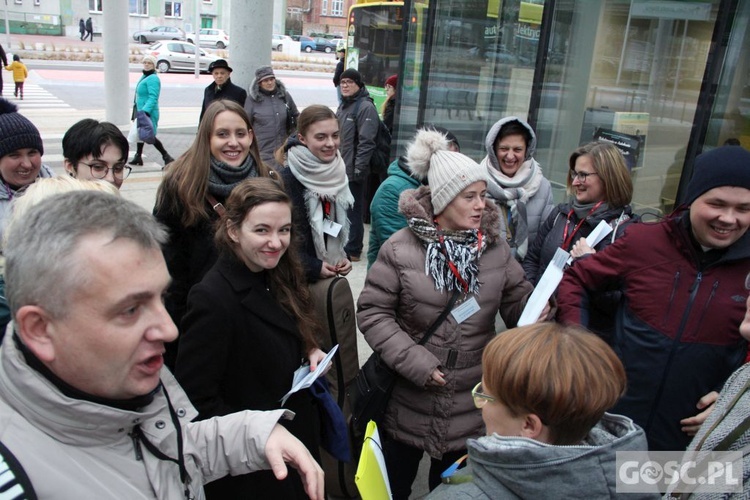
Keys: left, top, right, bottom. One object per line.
{"left": 0, "top": 191, "right": 324, "bottom": 499}
{"left": 336, "top": 68, "right": 379, "bottom": 261}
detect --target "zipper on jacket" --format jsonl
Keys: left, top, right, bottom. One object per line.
{"left": 129, "top": 427, "right": 144, "bottom": 461}
{"left": 663, "top": 271, "right": 681, "bottom": 326}
{"left": 693, "top": 279, "right": 719, "bottom": 336}
{"left": 647, "top": 271, "right": 702, "bottom": 433}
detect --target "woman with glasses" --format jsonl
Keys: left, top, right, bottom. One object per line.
{"left": 523, "top": 141, "right": 636, "bottom": 338}
{"left": 154, "top": 99, "right": 275, "bottom": 368}
{"left": 428, "top": 322, "right": 649, "bottom": 499}
{"left": 480, "top": 116, "right": 554, "bottom": 262}
{"left": 63, "top": 118, "right": 131, "bottom": 190}
{"left": 357, "top": 129, "right": 536, "bottom": 499}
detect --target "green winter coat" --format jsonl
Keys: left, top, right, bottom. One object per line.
{"left": 135, "top": 72, "right": 161, "bottom": 134}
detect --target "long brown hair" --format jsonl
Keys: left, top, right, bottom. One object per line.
{"left": 567, "top": 141, "right": 633, "bottom": 208}
{"left": 155, "top": 100, "right": 273, "bottom": 227}
{"left": 214, "top": 177, "right": 322, "bottom": 352}
{"left": 274, "top": 104, "right": 337, "bottom": 166}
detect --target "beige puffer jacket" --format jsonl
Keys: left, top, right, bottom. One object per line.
{"left": 357, "top": 186, "right": 533, "bottom": 458}
{"left": 0, "top": 333, "right": 290, "bottom": 499}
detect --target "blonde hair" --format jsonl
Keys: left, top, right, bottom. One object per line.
{"left": 4, "top": 177, "right": 119, "bottom": 247}
{"left": 567, "top": 142, "right": 633, "bottom": 207}
{"left": 483, "top": 322, "right": 626, "bottom": 445}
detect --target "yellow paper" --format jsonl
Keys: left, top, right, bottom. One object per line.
{"left": 354, "top": 421, "right": 392, "bottom": 500}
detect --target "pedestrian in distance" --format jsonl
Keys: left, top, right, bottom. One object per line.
{"left": 200, "top": 59, "right": 247, "bottom": 123}
{"left": 128, "top": 55, "right": 175, "bottom": 167}
{"left": 78, "top": 19, "right": 86, "bottom": 40}
{"left": 153, "top": 99, "right": 276, "bottom": 369}
{"left": 176, "top": 177, "right": 329, "bottom": 499}
{"left": 336, "top": 67, "right": 379, "bottom": 262}
{"left": 0, "top": 43, "right": 8, "bottom": 96}
{"left": 382, "top": 74, "right": 397, "bottom": 134}
{"left": 85, "top": 17, "right": 93, "bottom": 42}
{"left": 244, "top": 66, "right": 299, "bottom": 169}
{"left": 333, "top": 48, "right": 345, "bottom": 104}
{"left": 5, "top": 55, "right": 27, "bottom": 100}
{"left": 557, "top": 145, "right": 750, "bottom": 451}
{"left": 0, "top": 190, "right": 325, "bottom": 499}
{"left": 480, "top": 116, "right": 554, "bottom": 262}
{"left": 63, "top": 118, "right": 131, "bottom": 190}
{"left": 357, "top": 129, "right": 541, "bottom": 499}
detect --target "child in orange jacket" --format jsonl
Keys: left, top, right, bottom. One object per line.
{"left": 5, "top": 55, "right": 28, "bottom": 99}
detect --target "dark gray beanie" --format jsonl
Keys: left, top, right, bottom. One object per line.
{"left": 0, "top": 99, "right": 43, "bottom": 159}
{"left": 255, "top": 65, "right": 275, "bottom": 82}
{"left": 340, "top": 68, "right": 363, "bottom": 88}
{"left": 685, "top": 145, "right": 750, "bottom": 205}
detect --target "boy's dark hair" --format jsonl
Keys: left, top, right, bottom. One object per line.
{"left": 12, "top": 54, "right": 19, "bottom": 62}
{"left": 62, "top": 119, "right": 129, "bottom": 165}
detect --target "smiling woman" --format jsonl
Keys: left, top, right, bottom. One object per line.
{"left": 153, "top": 100, "right": 275, "bottom": 368}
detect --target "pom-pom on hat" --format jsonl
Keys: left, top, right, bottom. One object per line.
{"left": 685, "top": 145, "right": 750, "bottom": 205}
{"left": 0, "top": 99, "right": 43, "bottom": 160}
{"left": 407, "top": 129, "right": 488, "bottom": 214}
{"left": 339, "top": 68, "right": 363, "bottom": 88}
{"left": 255, "top": 65, "right": 275, "bottom": 82}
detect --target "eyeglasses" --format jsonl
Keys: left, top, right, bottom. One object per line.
{"left": 569, "top": 170, "right": 599, "bottom": 182}
{"left": 745, "top": 271, "right": 750, "bottom": 291}
{"left": 340, "top": 79, "right": 356, "bottom": 86}
{"left": 79, "top": 162, "right": 131, "bottom": 181}
{"left": 471, "top": 382, "right": 495, "bottom": 409}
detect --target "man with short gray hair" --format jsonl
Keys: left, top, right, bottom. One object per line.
{"left": 0, "top": 191, "right": 324, "bottom": 499}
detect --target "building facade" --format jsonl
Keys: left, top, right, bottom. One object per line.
{"left": 287, "top": 0, "right": 356, "bottom": 36}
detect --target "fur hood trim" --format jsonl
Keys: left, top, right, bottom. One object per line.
{"left": 248, "top": 78, "right": 291, "bottom": 102}
{"left": 398, "top": 185, "right": 501, "bottom": 244}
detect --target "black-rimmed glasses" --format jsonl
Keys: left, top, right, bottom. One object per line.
{"left": 79, "top": 162, "right": 131, "bottom": 181}
{"left": 569, "top": 170, "right": 599, "bottom": 182}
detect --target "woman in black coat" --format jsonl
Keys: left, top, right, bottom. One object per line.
{"left": 175, "top": 177, "right": 326, "bottom": 499}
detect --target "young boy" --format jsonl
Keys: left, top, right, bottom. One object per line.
{"left": 5, "top": 55, "right": 27, "bottom": 100}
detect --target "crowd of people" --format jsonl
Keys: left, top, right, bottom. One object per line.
{"left": 0, "top": 56, "right": 747, "bottom": 500}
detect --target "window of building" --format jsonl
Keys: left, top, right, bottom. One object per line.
{"left": 129, "top": 0, "right": 148, "bottom": 16}
{"left": 89, "top": 0, "right": 102, "bottom": 12}
{"left": 165, "top": 1, "right": 182, "bottom": 18}
{"left": 321, "top": 0, "right": 328, "bottom": 16}
{"left": 331, "top": 0, "right": 343, "bottom": 17}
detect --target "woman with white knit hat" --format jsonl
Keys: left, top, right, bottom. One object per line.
{"left": 357, "top": 128, "right": 536, "bottom": 499}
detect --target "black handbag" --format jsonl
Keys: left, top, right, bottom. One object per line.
{"left": 348, "top": 289, "right": 461, "bottom": 436}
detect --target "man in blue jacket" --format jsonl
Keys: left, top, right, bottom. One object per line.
{"left": 558, "top": 145, "right": 750, "bottom": 451}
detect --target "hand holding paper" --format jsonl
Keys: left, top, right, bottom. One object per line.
{"left": 280, "top": 345, "right": 338, "bottom": 406}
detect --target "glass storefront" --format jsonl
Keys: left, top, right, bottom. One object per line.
{"left": 395, "top": 0, "right": 749, "bottom": 214}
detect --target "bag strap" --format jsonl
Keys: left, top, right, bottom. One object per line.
{"left": 206, "top": 194, "right": 226, "bottom": 216}
{"left": 417, "top": 289, "right": 461, "bottom": 347}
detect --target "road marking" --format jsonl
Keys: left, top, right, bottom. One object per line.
{"left": 3, "top": 82, "right": 71, "bottom": 108}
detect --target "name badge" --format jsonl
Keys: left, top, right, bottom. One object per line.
{"left": 323, "top": 219, "right": 343, "bottom": 237}
{"left": 451, "top": 296, "right": 480, "bottom": 324}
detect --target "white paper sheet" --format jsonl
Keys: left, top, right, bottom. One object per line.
{"left": 280, "top": 344, "right": 338, "bottom": 406}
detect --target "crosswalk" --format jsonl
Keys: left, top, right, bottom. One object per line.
{"left": 1, "top": 82, "right": 71, "bottom": 109}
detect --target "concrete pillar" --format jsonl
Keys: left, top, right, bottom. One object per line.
{"left": 103, "top": 1, "right": 130, "bottom": 125}
{"left": 229, "top": 0, "right": 273, "bottom": 91}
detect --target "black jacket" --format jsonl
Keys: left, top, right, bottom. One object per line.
{"left": 200, "top": 78, "right": 248, "bottom": 122}
{"left": 175, "top": 253, "right": 320, "bottom": 499}
{"left": 336, "top": 87, "right": 379, "bottom": 180}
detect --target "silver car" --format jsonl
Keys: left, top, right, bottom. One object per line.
{"left": 147, "top": 42, "right": 219, "bottom": 73}
{"left": 132, "top": 26, "right": 186, "bottom": 44}
{"left": 186, "top": 28, "right": 230, "bottom": 49}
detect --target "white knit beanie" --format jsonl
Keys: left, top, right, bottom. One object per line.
{"left": 406, "top": 129, "right": 488, "bottom": 214}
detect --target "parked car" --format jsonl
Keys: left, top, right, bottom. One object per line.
{"left": 186, "top": 28, "right": 230, "bottom": 49}
{"left": 132, "top": 26, "right": 186, "bottom": 44}
{"left": 147, "top": 41, "right": 219, "bottom": 73}
{"left": 272, "top": 34, "right": 292, "bottom": 51}
{"left": 312, "top": 37, "right": 337, "bottom": 53}
{"left": 297, "top": 36, "right": 317, "bottom": 53}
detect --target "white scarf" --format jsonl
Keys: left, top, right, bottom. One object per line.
{"left": 288, "top": 145, "right": 354, "bottom": 264}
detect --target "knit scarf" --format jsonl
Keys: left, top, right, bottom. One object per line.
{"left": 208, "top": 154, "right": 257, "bottom": 198}
{"left": 408, "top": 217, "right": 486, "bottom": 294}
{"left": 484, "top": 159, "right": 544, "bottom": 260}
{"left": 288, "top": 145, "right": 353, "bottom": 264}
{"left": 571, "top": 200, "right": 610, "bottom": 220}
